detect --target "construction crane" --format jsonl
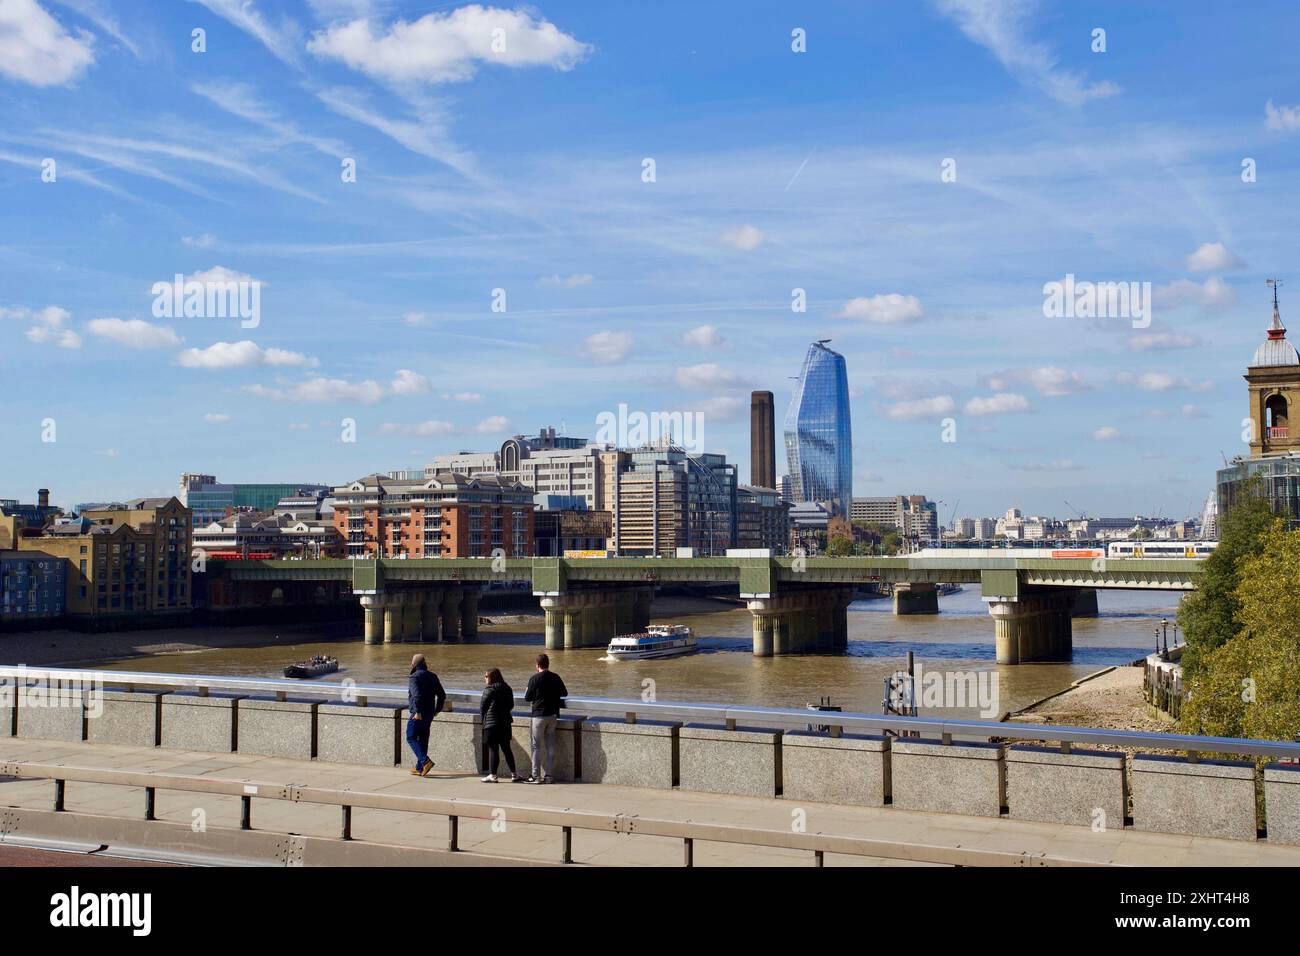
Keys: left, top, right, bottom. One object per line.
{"left": 1064, "top": 500, "right": 1086, "bottom": 519}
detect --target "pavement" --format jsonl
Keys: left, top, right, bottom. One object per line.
{"left": 3, "top": 737, "right": 1299, "bottom": 866}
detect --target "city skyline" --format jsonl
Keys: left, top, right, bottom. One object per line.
{"left": 3, "top": 1, "right": 1300, "bottom": 517}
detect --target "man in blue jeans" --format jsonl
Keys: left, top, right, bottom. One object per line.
{"left": 407, "top": 654, "right": 446, "bottom": 776}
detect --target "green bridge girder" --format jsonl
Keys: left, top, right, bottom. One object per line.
{"left": 209, "top": 555, "right": 1203, "bottom": 597}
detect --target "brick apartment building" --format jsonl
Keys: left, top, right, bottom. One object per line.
{"left": 332, "top": 472, "right": 535, "bottom": 559}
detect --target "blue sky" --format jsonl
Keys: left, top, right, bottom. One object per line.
{"left": 2, "top": 0, "right": 1299, "bottom": 521}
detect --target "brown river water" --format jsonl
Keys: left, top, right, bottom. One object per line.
{"left": 84, "top": 588, "right": 1178, "bottom": 720}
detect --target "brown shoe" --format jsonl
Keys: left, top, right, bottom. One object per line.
{"left": 419, "top": 759, "right": 435, "bottom": 777}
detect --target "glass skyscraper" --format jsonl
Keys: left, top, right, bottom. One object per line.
{"left": 783, "top": 340, "right": 852, "bottom": 515}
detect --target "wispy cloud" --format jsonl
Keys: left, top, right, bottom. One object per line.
{"left": 932, "top": 0, "right": 1119, "bottom": 106}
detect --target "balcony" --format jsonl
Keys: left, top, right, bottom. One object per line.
{"left": 1267, "top": 426, "right": 1290, "bottom": 439}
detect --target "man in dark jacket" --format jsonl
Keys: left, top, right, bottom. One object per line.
{"left": 523, "top": 653, "right": 567, "bottom": 783}
{"left": 407, "top": 654, "right": 446, "bottom": 776}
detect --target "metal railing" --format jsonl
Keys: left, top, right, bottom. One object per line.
{"left": 0, "top": 759, "right": 1098, "bottom": 867}
{"left": 4, "top": 665, "right": 1300, "bottom": 761}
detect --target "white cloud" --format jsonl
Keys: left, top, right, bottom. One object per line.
{"left": 0, "top": 0, "right": 95, "bottom": 87}
{"left": 191, "top": 0, "right": 301, "bottom": 66}
{"left": 933, "top": 0, "right": 1119, "bottom": 106}
{"left": 1154, "top": 277, "right": 1235, "bottom": 309}
{"left": 475, "top": 415, "right": 510, "bottom": 434}
{"left": 964, "top": 393, "right": 1030, "bottom": 416}
{"left": 185, "top": 265, "right": 261, "bottom": 286}
{"left": 1265, "top": 99, "right": 1300, "bottom": 132}
{"left": 13, "top": 305, "right": 82, "bottom": 348}
{"left": 245, "top": 377, "right": 386, "bottom": 404}
{"left": 697, "top": 395, "right": 746, "bottom": 422}
{"left": 1128, "top": 332, "right": 1200, "bottom": 352}
{"left": 378, "top": 420, "right": 457, "bottom": 437}
{"left": 442, "top": 392, "right": 482, "bottom": 402}
{"left": 540, "top": 273, "right": 594, "bottom": 288}
{"left": 681, "top": 325, "right": 725, "bottom": 349}
{"left": 675, "top": 362, "right": 742, "bottom": 391}
{"left": 884, "top": 395, "right": 956, "bottom": 421}
{"left": 1093, "top": 426, "right": 1120, "bottom": 441}
{"left": 182, "top": 233, "right": 217, "bottom": 249}
{"left": 838, "top": 293, "right": 923, "bottom": 324}
{"left": 987, "top": 366, "right": 1090, "bottom": 396}
{"left": 307, "top": 7, "right": 591, "bottom": 85}
{"left": 390, "top": 368, "right": 430, "bottom": 396}
{"left": 1186, "top": 242, "right": 1244, "bottom": 272}
{"left": 720, "top": 224, "right": 765, "bottom": 251}
{"left": 177, "top": 340, "right": 318, "bottom": 369}
{"left": 403, "top": 311, "right": 426, "bottom": 326}
{"left": 1116, "top": 371, "right": 1210, "bottom": 393}
{"left": 87, "top": 317, "right": 182, "bottom": 349}
{"left": 1011, "top": 459, "right": 1081, "bottom": 472}
{"left": 582, "top": 330, "right": 632, "bottom": 364}
{"left": 204, "top": 413, "right": 232, "bottom": 424}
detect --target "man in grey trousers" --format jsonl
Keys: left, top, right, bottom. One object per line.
{"left": 523, "top": 653, "right": 568, "bottom": 783}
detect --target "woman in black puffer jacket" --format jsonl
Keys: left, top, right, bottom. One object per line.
{"left": 479, "top": 668, "right": 523, "bottom": 782}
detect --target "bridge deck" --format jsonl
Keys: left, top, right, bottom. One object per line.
{"left": 1, "top": 738, "right": 1290, "bottom": 867}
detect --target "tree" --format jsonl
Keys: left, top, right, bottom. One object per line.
{"left": 1129, "top": 526, "right": 1154, "bottom": 540}
{"left": 1177, "top": 486, "right": 1275, "bottom": 679}
{"left": 1180, "top": 523, "right": 1300, "bottom": 742}
{"left": 825, "top": 535, "right": 853, "bottom": 557}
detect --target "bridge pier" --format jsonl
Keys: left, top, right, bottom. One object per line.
{"left": 1068, "top": 587, "right": 1099, "bottom": 618}
{"left": 747, "top": 588, "right": 853, "bottom": 656}
{"left": 986, "top": 589, "right": 1074, "bottom": 664}
{"left": 383, "top": 599, "right": 403, "bottom": 644}
{"left": 360, "top": 596, "right": 385, "bottom": 645}
{"left": 461, "top": 590, "right": 480, "bottom": 640}
{"left": 420, "top": 592, "right": 442, "bottom": 642}
{"left": 440, "top": 590, "right": 461, "bottom": 643}
{"left": 893, "top": 582, "right": 939, "bottom": 615}
{"left": 401, "top": 594, "right": 421, "bottom": 642}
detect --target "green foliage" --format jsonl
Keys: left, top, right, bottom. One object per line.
{"left": 1177, "top": 488, "right": 1275, "bottom": 679}
{"left": 1180, "top": 524, "right": 1300, "bottom": 742}
{"left": 825, "top": 535, "right": 853, "bottom": 557}
{"left": 1129, "top": 526, "right": 1154, "bottom": 540}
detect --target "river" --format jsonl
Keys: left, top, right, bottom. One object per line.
{"left": 88, "top": 587, "right": 1178, "bottom": 720}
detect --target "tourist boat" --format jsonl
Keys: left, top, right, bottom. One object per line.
{"left": 283, "top": 655, "right": 339, "bottom": 679}
{"left": 605, "top": 625, "right": 698, "bottom": 661}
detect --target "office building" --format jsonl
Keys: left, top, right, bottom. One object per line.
{"left": 737, "top": 485, "right": 790, "bottom": 553}
{"left": 78, "top": 498, "right": 193, "bottom": 611}
{"left": 599, "top": 447, "right": 737, "bottom": 556}
{"left": 784, "top": 341, "right": 853, "bottom": 515}
{"left": 426, "top": 426, "right": 608, "bottom": 511}
{"left": 332, "top": 473, "right": 535, "bottom": 559}
{"left": 179, "top": 474, "right": 332, "bottom": 529}
{"left": 750, "top": 391, "right": 776, "bottom": 489}
{"left": 534, "top": 496, "right": 612, "bottom": 557}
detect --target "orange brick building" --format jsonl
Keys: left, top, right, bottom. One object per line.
{"left": 332, "top": 473, "right": 535, "bottom": 559}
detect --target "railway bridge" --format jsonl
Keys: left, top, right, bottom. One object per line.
{"left": 208, "top": 555, "right": 1203, "bottom": 664}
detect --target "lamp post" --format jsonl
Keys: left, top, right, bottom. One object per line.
{"left": 1161, "top": 617, "right": 1169, "bottom": 656}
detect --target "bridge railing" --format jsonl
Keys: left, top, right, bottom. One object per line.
{"left": 4, "top": 665, "right": 1299, "bottom": 761}
{"left": 0, "top": 759, "right": 1097, "bottom": 867}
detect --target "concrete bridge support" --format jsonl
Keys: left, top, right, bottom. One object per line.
{"left": 538, "top": 588, "right": 655, "bottom": 651}
{"left": 1068, "top": 587, "right": 1099, "bottom": 618}
{"left": 986, "top": 589, "right": 1074, "bottom": 664}
{"left": 383, "top": 600, "right": 404, "bottom": 645}
{"left": 461, "top": 590, "right": 480, "bottom": 641}
{"left": 360, "top": 596, "right": 385, "bottom": 645}
{"left": 401, "top": 593, "right": 421, "bottom": 642}
{"left": 747, "top": 588, "right": 854, "bottom": 656}
{"left": 893, "top": 582, "right": 939, "bottom": 615}
{"left": 420, "top": 593, "right": 442, "bottom": 642}
{"left": 440, "top": 590, "right": 462, "bottom": 644}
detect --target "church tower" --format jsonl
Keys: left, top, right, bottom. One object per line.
{"left": 1245, "top": 280, "right": 1300, "bottom": 458}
